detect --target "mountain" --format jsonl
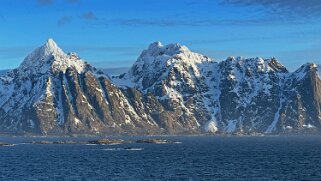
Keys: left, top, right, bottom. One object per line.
{"left": 113, "top": 42, "right": 215, "bottom": 133}
{"left": 0, "top": 39, "right": 320, "bottom": 135}
{"left": 100, "top": 67, "right": 129, "bottom": 76}
{"left": 0, "top": 67, "right": 129, "bottom": 79}
{"left": 113, "top": 42, "right": 321, "bottom": 135}
{"left": 277, "top": 63, "right": 321, "bottom": 134}
{"left": 0, "top": 39, "right": 161, "bottom": 135}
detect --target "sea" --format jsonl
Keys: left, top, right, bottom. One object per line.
{"left": 1, "top": 136, "right": 321, "bottom": 180}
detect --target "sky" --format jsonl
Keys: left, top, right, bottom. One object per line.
{"left": 0, "top": 0, "right": 321, "bottom": 71}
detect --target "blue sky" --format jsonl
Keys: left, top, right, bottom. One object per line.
{"left": 0, "top": 0, "right": 321, "bottom": 71}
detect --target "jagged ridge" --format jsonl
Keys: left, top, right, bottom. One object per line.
{"left": 0, "top": 39, "right": 320, "bottom": 135}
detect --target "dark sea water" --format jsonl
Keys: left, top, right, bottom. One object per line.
{"left": 1, "top": 136, "right": 321, "bottom": 180}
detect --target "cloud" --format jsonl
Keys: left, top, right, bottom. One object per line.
{"left": 84, "top": 1, "right": 321, "bottom": 28}
{"left": 57, "top": 16, "right": 72, "bottom": 26}
{"left": 81, "top": 12, "right": 97, "bottom": 21}
{"left": 57, "top": 12, "right": 97, "bottom": 27}
{"left": 37, "top": 0, "right": 54, "bottom": 6}
{"left": 187, "top": 29, "right": 321, "bottom": 45}
{"left": 221, "top": 0, "right": 321, "bottom": 19}
{"left": 108, "top": 17, "right": 279, "bottom": 27}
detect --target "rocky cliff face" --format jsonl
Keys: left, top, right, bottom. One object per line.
{"left": 0, "top": 39, "right": 160, "bottom": 135}
{"left": 113, "top": 42, "right": 321, "bottom": 135}
{"left": 277, "top": 63, "right": 321, "bottom": 134}
{"left": 217, "top": 57, "right": 289, "bottom": 134}
{"left": 0, "top": 39, "right": 320, "bottom": 135}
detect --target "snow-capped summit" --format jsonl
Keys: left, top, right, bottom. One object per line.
{"left": 0, "top": 39, "right": 159, "bottom": 135}
{"left": 44, "top": 38, "right": 64, "bottom": 55}
{"left": 18, "top": 39, "right": 87, "bottom": 74}
{"left": 135, "top": 41, "right": 199, "bottom": 68}
{"left": 144, "top": 41, "right": 190, "bottom": 57}
{"left": 114, "top": 41, "right": 213, "bottom": 90}
{"left": 112, "top": 42, "right": 218, "bottom": 133}
{"left": 21, "top": 38, "right": 64, "bottom": 66}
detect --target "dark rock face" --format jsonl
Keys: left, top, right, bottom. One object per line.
{"left": 0, "top": 40, "right": 321, "bottom": 135}
{"left": 0, "top": 142, "right": 10, "bottom": 146}
{"left": 217, "top": 57, "right": 288, "bottom": 133}
{"left": 276, "top": 64, "right": 321, "bottom": 134}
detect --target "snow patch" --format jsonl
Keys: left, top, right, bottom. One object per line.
{"left": 74, "top": 117, "right": 81, "bottom": 125}
{"left": 303, "top": 124, "right": 315, "bottom": 129}
{"left": 285, "top": 126, "right": 292, "bottom": 129}
{"left": 205, "top": 121, "right": 218, "bottom": 133}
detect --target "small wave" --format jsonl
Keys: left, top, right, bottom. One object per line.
{"left": 86, "top": 143, "right": 122, "bottom": 146}
{"left": 15, "top": 143, "right": 32, "bottom": 145}
{"left": 108, "top": 143, "right": 122, "bottom": 145}
{"left": 125, "top": 148, "right": 143, "bottom": 151}
{"left": 103, "top": 148, "right": 117, "bottom": 151}
{"left": 2, "top": 144, "right": 15, "bottom": 147}
{"left": 103, "top": 148, "right": 143, "bottom": 151}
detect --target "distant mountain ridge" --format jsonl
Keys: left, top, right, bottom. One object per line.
{"left": 0, "top": 39, "right": 320, "bottom": 135}
{"left": 0, "top": 67, "right": 128, "bottom": 77}
{"left": 0, "top": 70, "right": 9, "bottom": 77}
{"left": 100, "top": 67, "right": 129, "bottom": 76}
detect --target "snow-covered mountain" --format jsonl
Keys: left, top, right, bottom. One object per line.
{"left": 113, "top": 42, "right": 216, "bottom": 133}
{"left": 0, "top": 39, "right": 320, "bottom": 135}
{"left": 113, "top": 42, "right": 321, "bottom": 135}
{"left": 0, "top": 39, "right": 161, "bottom": 135}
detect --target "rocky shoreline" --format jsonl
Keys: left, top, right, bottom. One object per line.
{"left": 136, "top": 139, "right": 179, "bottom": 144}
{"left": 24, "top": 138, "right": 179, "bottom": 145}
{"left": 0, "top": 142, "right": 12, "bottom": 146}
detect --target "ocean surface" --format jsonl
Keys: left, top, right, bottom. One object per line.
{"left": 1, "top": 136, "right": 321, "bottom": 180}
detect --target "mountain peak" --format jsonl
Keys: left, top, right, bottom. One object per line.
{"left": 46, "top": 38, "right": 58, "bottom": 48}
{"left": 144, "top": 41, "right": 190, "bottom": 58}
{"left": 148, "top": 41, "right": 163, "bottom": 49}
{"left": 18, "top": 39, "right": 87, "bottom": 74}
{"left": 42, "top": 38, "right": 64, "bottom": 56}
{"left": 22, "top": 39, "right": 65, "bottom": 64}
